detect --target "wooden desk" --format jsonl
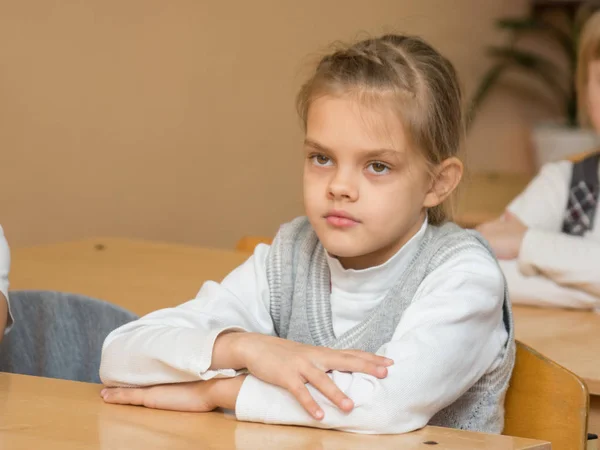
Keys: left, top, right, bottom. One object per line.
{"left": 11, "top": 237, "right": 597, "bottom": 436}
{"left": 11, "top": 238, "right": 250, "bottom": 316}
{"left": 0, "top": 373, "right": 549, "bottom": 450}
{"left": 514, "top": 306, "right": 600, "bottom": 435}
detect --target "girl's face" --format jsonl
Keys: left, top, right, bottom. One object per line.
{"left": 588, "top": 59, "right": 600, "bottom": 132}
{"left": 302, "top": 95, "right": 442, "bottom": 270}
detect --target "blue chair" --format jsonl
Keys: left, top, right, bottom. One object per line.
{"left": 0, "top": 290, "right": 137, "bottom": 383}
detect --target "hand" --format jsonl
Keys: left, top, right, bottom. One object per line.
{"left": 218, "top": 332, "right": 393, "bottom": 420}
{"left": 100, "top": 379, "right": 225, "bottom": 412}
{"left": 476, "top": 212, "right": 528, "bottom": 260}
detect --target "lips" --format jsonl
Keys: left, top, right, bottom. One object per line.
{"left": 324, "top": 210, "right": 360, "bottom": 228}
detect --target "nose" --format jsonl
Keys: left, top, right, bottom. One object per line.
{"left": 327, "top": 169, "right": 358, "bottom": 201}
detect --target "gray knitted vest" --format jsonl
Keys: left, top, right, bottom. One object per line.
{"left": 266, "top": 216, "right": 515, "bottom": 433}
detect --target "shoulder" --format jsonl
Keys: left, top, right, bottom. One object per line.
{"left": 538, "top": 159, "right": 574, "bottom": 181}
{"left": 422, "top": 223, "right": 504, "bottom": 297}
{"left": 427, "top": 223, "right": 496, "bottom": 266}
{"left": 506, "top": 160, "right": 573, "bottom": 227}
{"left": 517, "top": 160, "right": 573, "bottom": 194}
{"left": 416, "top": 227, "right": 505, "bottom": 312}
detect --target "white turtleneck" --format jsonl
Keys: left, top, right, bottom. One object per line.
{"left": 100, "top": 219, "right": 508, "bottom": 434}
{"left": 326, "top": 222, "right": 423, "bottom": 338}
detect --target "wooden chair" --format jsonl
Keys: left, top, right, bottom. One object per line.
{"left": 567, "top": 148, "right": 599, "bottom": 163}
{"left": 504, "top": 341, "right": 590, "bottom": 450}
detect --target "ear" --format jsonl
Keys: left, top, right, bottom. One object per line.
{"left": 423, "top": 157, "right": 463, "bottom": 208}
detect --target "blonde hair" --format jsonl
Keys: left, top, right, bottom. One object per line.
{"left": 577, "top": 11, "right": 600, "bottom": 127}
{"left": 296, "top": 34, "right": 463, "bottom": 226}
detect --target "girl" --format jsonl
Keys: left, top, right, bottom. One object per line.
{"left": 0, "top": 225, "right": 12, "bottom": 342}
{"left": 477, "top": 11, "right": 600, "bottom": 311}
{"left": 100, "top": 34, "right": 513, "bottom": 435}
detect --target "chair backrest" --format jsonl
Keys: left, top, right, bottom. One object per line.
{"left": 504, "top": 341, "right": 589, "bottom": 450}
{"left": 0, "top": 290, "right": 137, "bottom": 383}
{"left": 236, "top": 236, "right": 273, "bottom": 253}
{"left": 567, "top": 148, "right": 600, "bottom": 163}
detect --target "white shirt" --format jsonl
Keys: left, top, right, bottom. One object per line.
{"left": 505, "top": 160, "right": 600, "bottom": 310}
{"left": 0, "top": 225, "right": 12, "bottom": 334}
{"left": 100, "top": 219, "right": 508, "bottom": 434}
{"left": 0, "top": 225, "right": 9, "bottom": 299}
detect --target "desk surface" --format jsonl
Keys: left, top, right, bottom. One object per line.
{"left": 11, "top": 237, "right": 250, "bottom": 316}
{"left": 11, "top": 235, "right": 600, "bottom": 398}
{"left": 513, "top": 305, "right": 600, "bottom": 395}
{"left": 0, "top": 373, "right": 549, "bottom": 450}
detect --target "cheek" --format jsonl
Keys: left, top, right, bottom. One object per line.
{"left": 363, "top": 180, "right": 415, "bottom": 218}
{"left": 304, "top": 166, "right": 323, "bottom": 187}
{"left": 303, "top": 169, "right": 325, "bottom": 204}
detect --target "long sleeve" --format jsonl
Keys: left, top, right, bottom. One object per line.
{"left": 499, "top": 259, "right": 599, "bottom": 309}
{"left": 0, "top": 225, "right": 13, "bottom": 335}
{"left": 235, "top": 247, "right": 507, "bottom": 434}
{"left": 517, "top": 230, "right": 600, "bottom": 300}
{"left": 100, "top": 244, "right": 274, "bottom": 387}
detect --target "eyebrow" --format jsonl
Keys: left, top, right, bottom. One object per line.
{"left": 304, "top": 138, "right": 402, "bottom": 160}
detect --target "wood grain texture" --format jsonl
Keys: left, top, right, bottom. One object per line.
{"left": 10, "top": 237, "right": 249, "bottom": 316}
{"left": 0, "top": 373, "right": 549, "bottom": 450}
{"left": 505, "top": 341, "right": 589, "bottom": 450}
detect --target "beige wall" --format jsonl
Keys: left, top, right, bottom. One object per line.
{"left": 1, "top": 0, "right": 554, "bottom": 248}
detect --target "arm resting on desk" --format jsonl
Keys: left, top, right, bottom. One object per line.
{"left": 100, "top": 245, "right": 275, "bottom": 386}
{"left": 104, "top": 249, "right": 506, "bottom": 435}
{"left": 499, "top": 259, "right": 599, "bottom": 309}
{"left": 517, "top": 230, "right": 600, "bottom": 301}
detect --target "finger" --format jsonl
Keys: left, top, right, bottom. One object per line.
{"left": 305, "top": 368, "right": 354, "bottom": 412}
{"left": 342, "top": 350, "right": 394, "bottom": 366}
{"left": 288, "top": 381, "right": 324, "bottom": 420}
{"left": 328, "top": 353, "right": 389, "bottom": 379}
{"left": 101, "top": 387, "right": 147, "bottom": 406}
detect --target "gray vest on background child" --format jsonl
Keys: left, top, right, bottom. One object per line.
{"left": 562, "top": 151, "right": 600, "bottom": 236}
{"left": 266, "top": 217, "right": 515, "bottom": 433}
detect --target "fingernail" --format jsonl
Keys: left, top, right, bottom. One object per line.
{"left": 377, "top": 366, "right": 388, "bottom": 377}
{"left": 341, "top": 398, "right": 353, "bottom": 410}
{"left": 100, "top": 389, "right": 106, "bottom": 397}
{"left": 314, "top": 409, "right": 324, "bottom": 420}
{"left": 385, "top": 358, "right": 394, "bottom": 366}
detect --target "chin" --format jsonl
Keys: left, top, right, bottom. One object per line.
{"left": 318, "top": 237, "right": 365, "bottom": 259}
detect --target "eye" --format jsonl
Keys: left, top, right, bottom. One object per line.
{"left": 367, "top": 162, "right": 390, "bottom": 175}
{"left": 310, "top": 154, "right": 333, "bottom": 166}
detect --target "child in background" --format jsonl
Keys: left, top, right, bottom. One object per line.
{"left": 0, "top": 225, "right": 12, "bottom": 342}
{"left": 477, "top": 11, "right": 600, "bottom": 311}
{"left": 99, "top": 34, "right": 513, "bottom": 435}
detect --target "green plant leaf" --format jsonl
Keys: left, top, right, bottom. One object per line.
{"left": 486, "top": 46, "right": 570, "bottom": 101}
{"left": 495, "top": 18, "right": 576, "bottom": 67}
{"left": 466, "top": 63, "right": 508, "bottom": 129}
